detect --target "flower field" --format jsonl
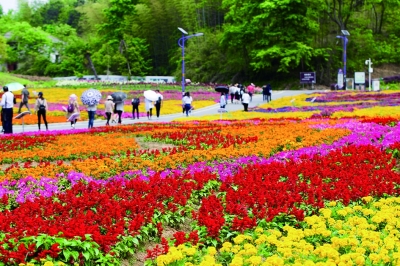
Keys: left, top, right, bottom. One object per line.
{"left": 2, "top": 90, "right": 400, "bottom": 265}
{"left": 10, "top": 88, "right": 219, "bottom": 125}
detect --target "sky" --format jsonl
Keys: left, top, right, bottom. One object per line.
{"left": 0, "top": 0, "right": 18, "bottom": 13}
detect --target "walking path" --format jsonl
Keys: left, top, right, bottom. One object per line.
{"left": 11, "top": 90, "right": 319, "bottom": 134}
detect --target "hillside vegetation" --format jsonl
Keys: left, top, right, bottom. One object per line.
{"left": 1, "top": 0, "right": 400, "bottom": 85}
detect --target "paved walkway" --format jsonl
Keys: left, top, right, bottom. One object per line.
{"left": 10, "top": 90, "right": 318, "bottom": 134}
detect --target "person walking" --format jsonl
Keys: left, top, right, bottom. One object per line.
{"left": 229, "top": 84, "right": 237, "bottom": 104}
{"left": 220, "top": 92, "right": 227, "bottom": 108}
{"left": 154, "top": 90, "right": 163, "bottom": 119}
{"left": 115, "top": 100, "right": 124, "bottom": 124}
{"left": 247, "top": 83, "right": 255, "bottom": 102}
{"left": 262, "top": 84, "right": 268, "bottom": 101}
{"left": 131, "top": 97, "right": 140, "bottom": 119}
{"left": 266, "top": 84, "right": 272, "bottom": 103}
{"left": 66, "top": 94, "right": 80, "bottom": 128}
{"left": 35, "top": 92, "right": 48, "bottom": 131}
{"left": 182, "top": 92, "right": 193, "bottom": 117}
{"left": 145, "top": 97, "right": 154, "bottom": 120}
{"left": 18, "top": 85, "right": 30, "bottom": 113}
{"left": 86, "top": 103, "right": 97, "bottom": 129}
{"left": 242, "top": 90, "right": 250, "bottom": 112}
{"left": 104, "top": 95, "right": 115, "bottom": 126}
{"left": 0, "top": 86, "right": 15, "bottom": 134}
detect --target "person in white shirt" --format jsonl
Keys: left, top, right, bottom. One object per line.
{"left": 154, "top": 90, "right": 163, "bottom": 119}
{"left": 220, "top": 93, "right": 227, "bottom": 108}
{"left": 241, "top": 90, "right": 251, "bottom": 112}
{"left": 115, "top": 101, "right": 124, "bottom": 124}
{"left": 0, "top": 86, "right": 15, "bottom": 134}
{"left": 145, "top": 97, "right": 154, "bottom": 120}
{"left": 182, "top": 92, "right": 193, "bottom": 117}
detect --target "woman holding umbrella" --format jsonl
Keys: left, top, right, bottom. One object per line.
{"left": 81, "top": 89, "right": 102, "bottom": 129}
{"left": 66, "top": 94, "right": 80, "bottom": 128}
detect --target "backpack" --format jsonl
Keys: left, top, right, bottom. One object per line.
{"left": 156, "top": 96, "right": 162, "bottom": 104}
{"left": 67, "top": 103, "right": 74, "bottom": 112}
{"left": 132, "top": 98, "right": 140, "bottom": 105}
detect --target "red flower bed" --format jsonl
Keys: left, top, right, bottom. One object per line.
{"left": 0, "top": 171, "right": 217, "bottom": 263}
{"left": 219, "top": 145, "right": 400, "bottom": 223}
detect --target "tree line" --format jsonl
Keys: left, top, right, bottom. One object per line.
{"left": 0, "top": 0, "right": 399, "bottom": 85}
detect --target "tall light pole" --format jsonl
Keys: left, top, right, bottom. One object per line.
{"left": 178, "top": 27, "right": 204, "bottom": 94}
{"left": 365, "top": 58, "right": 373, "bottom": 91}
{"left": 336, "top": 30, "right": 350, "bottom": 90}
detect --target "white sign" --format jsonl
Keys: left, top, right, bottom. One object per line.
{"left": 372, "top": 80, "right": 380, "bottom": 91}
{"left": 337, "top": 73, "right": 343, "bottom": 88}
{"left": 354, "top": 72, "right": 365, "bottom": 84}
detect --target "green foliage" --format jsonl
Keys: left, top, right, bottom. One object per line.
{"left": 2, "top": 0, "right": 400, "bottom": 84}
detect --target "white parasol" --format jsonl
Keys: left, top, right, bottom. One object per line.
{"left": 143, "top": 90, "right": 159, "bottom": 101}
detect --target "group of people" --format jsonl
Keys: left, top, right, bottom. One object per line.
{"left": 1, "top": 85, "right": 50, "bottom": 133}
{"left": 218, "top": 83, "right": 272, "bottom": 112}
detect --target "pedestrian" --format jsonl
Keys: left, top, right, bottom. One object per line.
{"left": 242, "top": 90, "right": 250, "bottom": 112}
{"left": 104, "top": 95, "right": 114, "bottom": 125}
{"left": 262, "top": 84, "right": 268, "bottom": 101}
{"left": 115, "top": 100, "right": 124, "bottom": 124}
{"left": 229, "top": 84, "right": 237, "bottom": 104}
{"left": 66, "top": 94, "right": 80, "bottom": 128}
{"left": 234, "top": 86, "right": 240, "bottom": 104}
{"left": 35, "top": 92, "right": 48, "bottom": 131}
{"left": 154, "top": 90, "right": 163, "bottom": 119}
{"left": 0, "top": 86, "right": 15, "bottom": 134}
{"left": 220, "top": 92, "right": 227, "bottom": 108}
{"left": 247, "top": 83, "right": 255, "bottom": 102}
{"left": 182, "top": 92, "right": 193, "bottom": 117}
{"left": 86, "top": 102, "right": 97, "bottom": 129}
{"left": 266, "top": 84, "right": 272, "bottom": 102}
{"left": 145, "top": 97, "right": 154, "bottom": 120}
{"left": 18, "top": 85, "right": 30, "bottom": 113}
{"left": 131, "top": 96, "right": 140, "bottom": 119}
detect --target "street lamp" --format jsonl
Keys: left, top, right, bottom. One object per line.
{"left": 336, "top": 30, "right": 350, "bottom": 90}
{"left": 178, "top": 27, "right": 204, "bottom": 94}
{"left": 365, "top": 58, "right": 373, "bottom": 91}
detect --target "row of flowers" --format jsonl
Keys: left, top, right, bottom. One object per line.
{"left": 1, "top": 142, "right": 400, "bottom": 264}
{"left": 0, "top": 120, "right": 349, "bottom": 181}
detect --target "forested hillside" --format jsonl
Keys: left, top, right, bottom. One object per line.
{"left": 0, "top": 0, "right": 399, "bottom": 85}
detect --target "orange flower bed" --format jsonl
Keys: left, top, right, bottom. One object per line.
{"left": 1, "top": 120, "right": 350, "bottom": 181}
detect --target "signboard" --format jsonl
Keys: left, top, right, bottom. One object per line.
{"left": 346, "top": 78, "right": 354, "bottom": 90}
{"left": 337, "top": 70, "right": 344, "bottom": 88}
{"left": 372, "top": 79, "right": 380, "bottom": 91}
{"left": 354, "top": 72, "right": 365, "bottom": 84}
{"left": 300, "top": 72, "right": 316, "bottom": 84}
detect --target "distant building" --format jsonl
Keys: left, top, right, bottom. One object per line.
{"left": 3, "top": 32, "right": 62, "bottom": 72}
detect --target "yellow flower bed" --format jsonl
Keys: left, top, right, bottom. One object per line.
{"left": 175, "top": 110, "right": 318, "bottom": 121}
{"left": 332, "top": 106, "right": 400, "bottom": 119}
{"left": 155, "top": 196, "right": 400, "bottom": 265}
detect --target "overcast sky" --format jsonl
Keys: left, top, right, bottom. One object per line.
{"left": 0, "top": 0, "right": 18, "bottom": 13}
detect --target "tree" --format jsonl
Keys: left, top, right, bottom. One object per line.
{"left": 0, "top": 36, "right": 7, "bottom": 63}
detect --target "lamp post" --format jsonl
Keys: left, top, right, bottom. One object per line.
{"left": 336, "top": 30, "right": 350, "bottom": 90}
{"left": 178, "top": 27, "right": 204, "bottom": 94}
{"left": 365, "top": 58, "right": 373, "bottom": 91}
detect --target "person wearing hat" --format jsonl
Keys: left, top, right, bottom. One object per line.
{"left": 34, "top": 92, "right": 48, "bottom": 131}
{"left": 0, "top": 86, "right": 15, "bottom": 134}
{"left": 66, "top": 94, "right": 80, "bottom": 128}
{"left": 104, "top": 95, "right": 115, "bottom": 126}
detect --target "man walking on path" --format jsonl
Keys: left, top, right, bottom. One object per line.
{"left": 1, "top": 86, "right": 15, "bottom": 134}
{"left": 18, "top": 85, "right": 30, "bottom": 113}
{"left": 155, "top": 90, "right": 163, "bottom": 119}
